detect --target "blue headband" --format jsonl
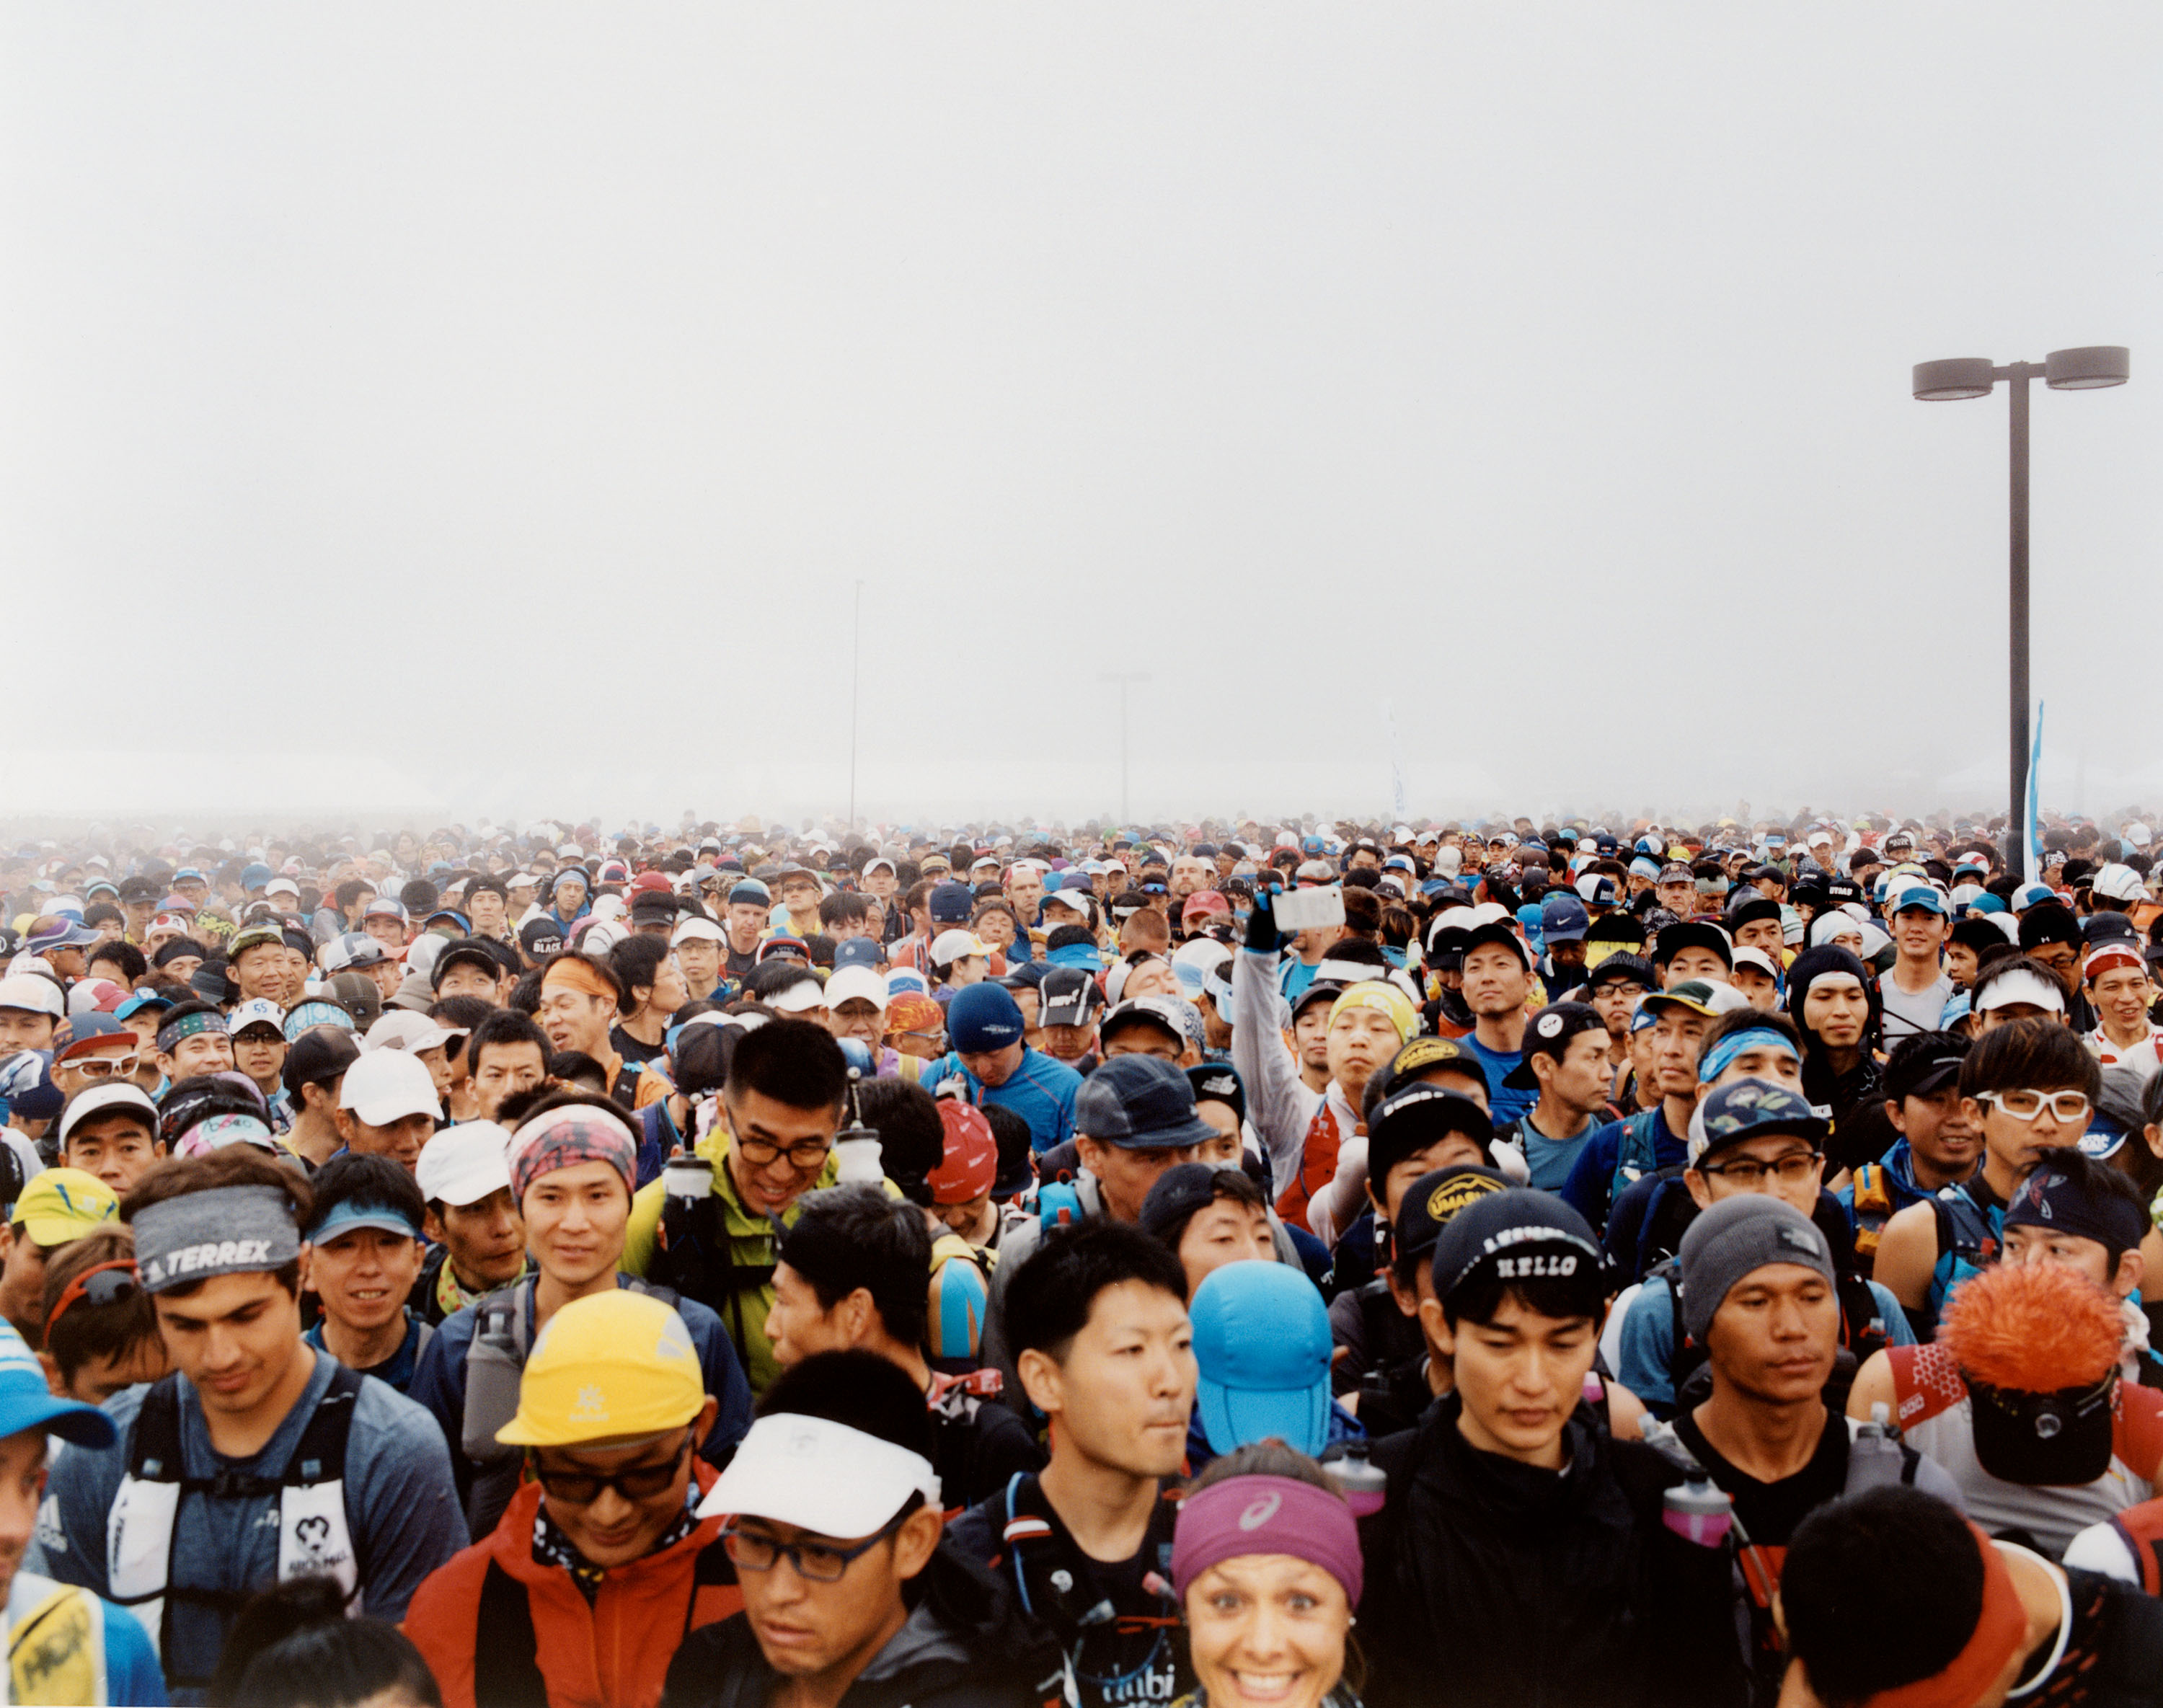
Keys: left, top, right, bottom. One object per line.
{"left": 1699, "top": 1026, "right": 1801, "bottom": 1084}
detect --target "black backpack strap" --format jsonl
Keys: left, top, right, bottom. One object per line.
{"left": 681, "top": 1535, "right": 738, "bottom": 1637}
{"left": 129, "top": 1373, "right": 185, "bottom": 1479}
{"left": 474, "top": 1557, "right": 550, "bottom": 1708}
{"left": 286, "top": 1363, "right": 363, "bottom": 1485}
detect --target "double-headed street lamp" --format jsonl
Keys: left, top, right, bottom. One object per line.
{"left": 1912, "top": 345, "right": 2129, "bottom": 877}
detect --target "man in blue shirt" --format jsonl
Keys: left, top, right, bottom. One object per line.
{"left": 1454, "top": 921, "right": 1537, "bottom": 1126}
{"left": 920, "top": 983, "right": 1081, "bottom": 1156}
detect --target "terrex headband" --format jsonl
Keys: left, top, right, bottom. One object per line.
{"left": 134, "top": 1185, "right": 301, "bottom": 1293}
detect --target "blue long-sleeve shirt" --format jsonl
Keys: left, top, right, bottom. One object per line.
{"left": 920, "top": 1046, "right": 1082, "bottom": 1155}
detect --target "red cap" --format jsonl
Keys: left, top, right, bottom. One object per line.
{"left": 929, "top": 1102, "right": 997, "bottom": 1204}
{"left": 627, "top": 871, "right": 673, "bottom": 898}
{"left": 1182, "top": 890, "right": 1231, "bottom": 921}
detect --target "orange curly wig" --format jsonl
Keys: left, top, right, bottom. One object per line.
{"left": 1940, "top": 1261, "right": 2122, "bottom": 1392}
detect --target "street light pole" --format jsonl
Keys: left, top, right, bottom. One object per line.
{"left": 1912, "top": 345, "right": 2128, "bottom": 881}
{"left": 1099, "top": 672, "right": 1150, "bottom": 824}
{"left": 2007, "top": 365, "right": 2031, "bottom": 885}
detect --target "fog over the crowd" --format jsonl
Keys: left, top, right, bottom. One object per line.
{"left": 4, "top": 6, "right": 2159, "bottom": 835}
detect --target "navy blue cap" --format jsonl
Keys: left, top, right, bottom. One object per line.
{"left": 1187, "top": 1063, "right": 1246, "bottom": 1128}
{"left": 831, "top": 937, "right": 882, "bottom": 971}
{"left": 1076, "top": 1054, "right": 1218, "bottom": 1151}
{"left": 929, "top": 881, "right": 977, "bottom": 926}
{"left": 947, "top": 983, "right": 1025, "bottom": 1053}
{"left": 1539, "top": 893, "right": 1590, "bottom": 943}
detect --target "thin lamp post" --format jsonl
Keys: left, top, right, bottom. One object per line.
{"left": 1099, "top": 672, "right": 1150, "bottom": 824}
{"left": 1911, "top": 346, "right": 2128, "bottom": 879}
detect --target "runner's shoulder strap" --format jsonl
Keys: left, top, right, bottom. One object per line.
{"left": 474, "top": 1559, "right": 549, "bottom": 1708}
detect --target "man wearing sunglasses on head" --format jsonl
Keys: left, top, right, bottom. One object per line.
{"left": 1872, "top": 1019, "right": 2100, "bottom": 1342}
{"left": 663, "top": 1348, "right": 1055, "bottom": 1708}
{"left": 404, "top": 1288, "right": 739, "bottom": 1708}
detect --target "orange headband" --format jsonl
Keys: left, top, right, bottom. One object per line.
{"left": 541, "top": 956, "right": 616, "bottom": 1002}
{"left": 1860, "top": 1527, "right": 2026, "bottom": 1708}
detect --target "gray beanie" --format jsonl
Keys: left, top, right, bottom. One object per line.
{"left": 1676, "top": 1195, "right": 1834, "bottom": 1345}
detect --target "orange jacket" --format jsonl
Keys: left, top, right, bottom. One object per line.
{"left": 403, "top": 1464, "right": 741, "bottom": 1708}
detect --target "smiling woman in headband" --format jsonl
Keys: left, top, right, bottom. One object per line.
{"left": 1172, "top": 1442, "right": 1365, "bottom": 1708}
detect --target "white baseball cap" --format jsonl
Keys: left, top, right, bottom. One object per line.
{"left": 415, "top": 1121, "right": 513, "bottom": 1208}
{"left": 0, "top": 975, "right": 63, "bottom": 1019}
{"left": 930, "top": 930, "right": 992, "bottom": 965}
{"left": 57, "top": 1082, "right": 158, "bottom": 1147}
{"left": 823, "top": 967, "right": 888, "bottom": 1012}
{"left": 577, "top": 920, "right": 628, "bottom": 957}
{"left": 229, "top": 998, "right": 288, "bottom": 1038}
{"left": 366, "top": 1011, "right": 465, "bottom": 1056}
{"left": 2093, "top": 862, "right": 2148, "bottom": 903}
{"left": 337, "top": 1048, "right": 442, "bottom": 1125}
{"left": 1730, "top": 946, "right": 1782, "bottom": 980}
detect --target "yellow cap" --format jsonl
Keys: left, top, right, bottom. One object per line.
{"left": 15, "top": 1169, "right": 120, "bottom": 1248}
{"left": 496, "top": 1290, "right": 704, "bottom": 1448}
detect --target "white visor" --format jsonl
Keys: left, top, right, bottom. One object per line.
{"left": 1974, "top": 966, "right": 2067, "bottom": 1014}
{"left": 697, "top": 1412, "right": 939, "bottom": 1536}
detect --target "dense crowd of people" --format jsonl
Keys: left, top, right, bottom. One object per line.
{"left": 1, "top": 807, "right": 2163, "bottom": 1705}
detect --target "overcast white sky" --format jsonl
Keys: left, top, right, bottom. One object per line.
{"left": 4, "top": 5, "right": 2158, "bottom": 833}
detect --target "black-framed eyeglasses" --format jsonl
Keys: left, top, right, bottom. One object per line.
{"left": 528, "top": 1433, "right": 691, "bottom": 1505}
{"left": 1696, "top": 1151, "right": 1823, "bottom": 1188}
{"left": 733, "top": 1135, "right": 834, "bottom": 1169}
{"left": 720, "top": 1506, "right": 910, "bottom": 1582}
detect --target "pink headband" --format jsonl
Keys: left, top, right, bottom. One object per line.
{"left": 1171, "top": 1475, "right": 1362, "bottom": 1607}
{"left": 507, "top": 1107, "right": 637, "bottom": 1204}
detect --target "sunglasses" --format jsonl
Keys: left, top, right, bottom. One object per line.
{"left": 529, "top": 1433, "right": 691, "bottom": 1505}
{"left": 45, "top": 1260, "right": 143, "bottom": 1343}
{"left": 720, "top": 1505, "right": 912, "bottom": 1583}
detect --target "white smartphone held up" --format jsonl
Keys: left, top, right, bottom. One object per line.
{"left": 1273, "top": 884, "right": 1347, "bottom": 934}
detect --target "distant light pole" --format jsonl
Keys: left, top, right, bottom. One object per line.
{"left": 1912, "top": 345, "right": 2128, "bottom": 877}
{"left": 847, "top": 580, "right": 864, "bottom": 830}
{"left": 1099, "top": 672, "right": 1150, "bottom": 824}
